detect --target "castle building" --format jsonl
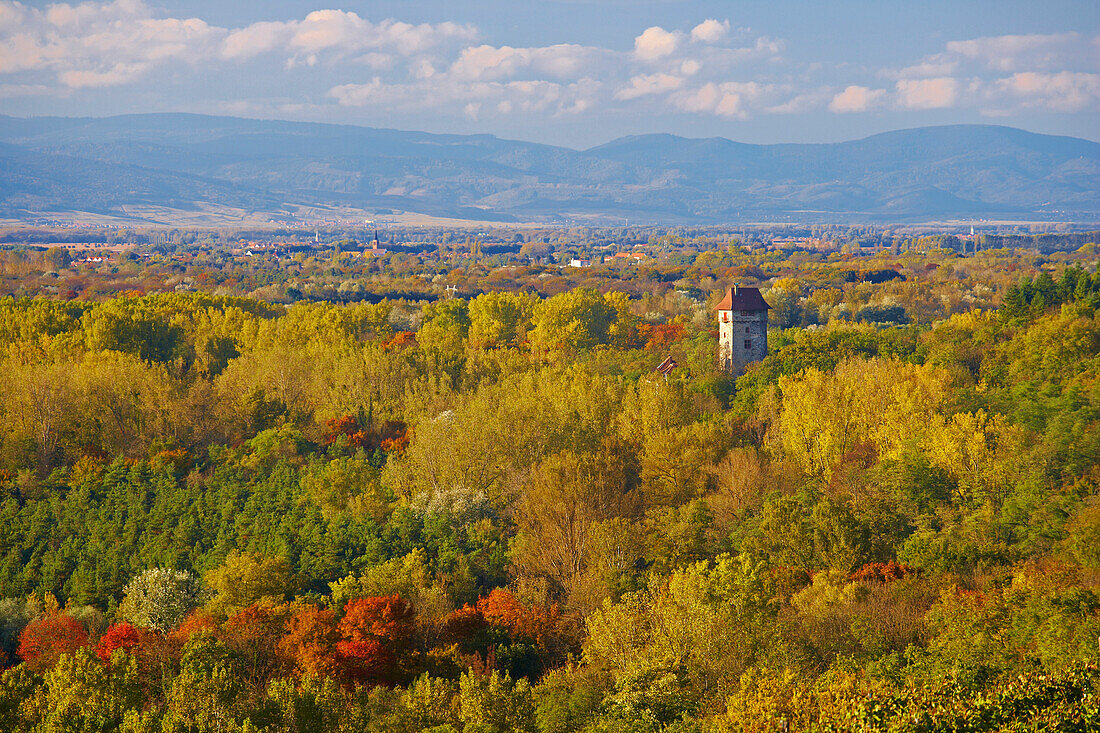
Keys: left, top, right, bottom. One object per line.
{"left": 716, "top": 285, "right": 770, "bottom": 375}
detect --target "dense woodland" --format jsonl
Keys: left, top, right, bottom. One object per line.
{"left": 0, "top": 234, "right": 1098, "bottom": 731}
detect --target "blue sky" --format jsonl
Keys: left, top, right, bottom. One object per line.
{"left": 1, "top": 0, "right": 1096, "bottom": 147}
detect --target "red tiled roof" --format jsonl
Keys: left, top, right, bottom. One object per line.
{"left": 716, "top": 286, "right": 770, "bottom": 311}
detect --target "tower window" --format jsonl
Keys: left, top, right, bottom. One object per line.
{"left": 744, "top": 339, "right": 752, "bottom": 350}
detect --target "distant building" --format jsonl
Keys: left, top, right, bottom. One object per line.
{"left": 569, "top": 258, "right": 592, "bottom": 267}
{"left": 716, "top": 285, "right": 770, "bottom": 375}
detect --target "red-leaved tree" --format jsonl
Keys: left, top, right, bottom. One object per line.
{"left": 95, "top": 622, "right": 143, "bottom": 662}
{"left": 339, "top": 595, "right": 415, "bottom": 647}
{"left": 172, "top": 609, "right": 219, "bottom": 643}
{"left": 442, "top": 603, "right": 488, "bottom": 646}
{"left": 335, "top": 637, "right": 396, "bottom": 685}
{"left": 17, "top": 613, "right": 89, "bottom": 672}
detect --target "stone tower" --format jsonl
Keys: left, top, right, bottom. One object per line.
{"left": 716, "top": 284, "right": 770, "bottom": 375}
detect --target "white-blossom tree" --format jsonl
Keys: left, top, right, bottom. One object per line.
{"left": 118, "top": 568, "right": 201, "bottom": 633}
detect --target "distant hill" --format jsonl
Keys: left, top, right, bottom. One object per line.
{"left": 0, "top": 113, "right": 1096, "bottom": 224}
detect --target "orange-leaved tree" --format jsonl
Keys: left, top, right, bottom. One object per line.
{"left": 477, "top": 589, "right": 558, "bottom": 648}
{"left": 280, "top": 605, "right": 339, "bottom": 678}
{"left": 442, "top": 604, "right": 488, "bottom": 647}
{"left": 339, "top": 595, "right": 415, "bottom": 647}
{"left": 224, "top": 603, "right": 288, "bottom": 685}
{"left": 335, "top": 595, "right": 415, "bottom": 685}
{"left": 172, "top": 610, "right": 219, "bottom": 644}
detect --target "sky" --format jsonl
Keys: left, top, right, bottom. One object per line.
{"left": 0, "top": 0, "right": 1097, "bottom": 148}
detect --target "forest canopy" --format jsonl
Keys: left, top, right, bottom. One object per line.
{"left": 0, "top": 250, "right": 1097, "bottom": 731}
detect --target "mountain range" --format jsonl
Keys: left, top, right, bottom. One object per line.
{"left": 0, "top": 113, "right": 1096, "bottom": 225}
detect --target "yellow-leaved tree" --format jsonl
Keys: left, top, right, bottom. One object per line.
{"left": 771, "top": 357, "right": 950, "bottom": 480}
{"left": 204, "top": 552, "right": 293, "bottom": 619}
{"left": 528, "top": 288, "right": 633, "bottom": 354}
{"left": 468, "top": 291, "right": 535, "bottom": 348}
{"left": 923, "top": 409, "right": 1025, "bottom": 505}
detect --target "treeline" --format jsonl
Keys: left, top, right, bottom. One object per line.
{"left": 1001, "top": 265, "right": 1100, "bottom": 320}
{"left": 0, "top": 271, "right": 1097, "bottom": 730}
{"left": 981, "top": 230, "right": 1100, "bottom": 254}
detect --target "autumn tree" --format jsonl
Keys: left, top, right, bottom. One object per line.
{"left": 417, "top": 299, "right": 470, "bottom": 385}
{"left": 584, "top": 555, "right": 776, "bottom": 712}
{"left": 512, "top": 448, "right": 637, "bottom": 610}
{"left": 468, "top": 291, "right": 535, "bottom": 348}
{"left": 281, "top": 606, "right": 339, "bottom": 679}
{"left": 771, "top": 357, "right": 948, "bottom": 480}
{"left": 223, "top": 604, "right": 288, "bottom": 687}
{"left": 528, "top": 288, "right": 632, "bottom": 352}
{"left": 16, "top": 612, "right": 89, "bottom": 672}
{"left": 477, "top": 590, "right": 558, "bottom": 649}
{"left": 335, "top": 595, "right": 414, "bottom": 685}
{"left": 204, "top": 551, "right": 292, "bottom": 618}
{"left": 36, "top": 648, "right": 143, "bottom": 732}
{"left": 95, "top": 622, "right": 143, "bottom": 662}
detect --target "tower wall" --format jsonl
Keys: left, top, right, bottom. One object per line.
{"left": 718, "top": 308, "right": 768, "bottom": 376}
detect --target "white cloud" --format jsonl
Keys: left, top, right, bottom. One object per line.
{"left": 359, "top": 53, "right": 395, "bottom": 70}
{"left": 1, "top": 2, "right": 1091, "bottom": 130}
{"left": 222, "top": 11, "right": 476, "bottom": 63}
{"left": 329, "top": 75, "right": 600, "bottom": 117}
{"left": 876, "top": 31, "right": 1099, "bottom": 116}
{"left": 409, "top": 58, "right": 435, "bottom": 78}
{"left": 993, "top": 71, "right": 1100, "bottom": 112}
{"left": 767, "top": 90, "right": 830, "bottom": 114}
{"left": 896, "top": 77, "right": 959, "bottom": 109}
{"left": 891, "top": 54, "right": 958, "bottom": 80}
{"left": 451, "top": 45, "right": 529, "bottom": 80}
{"left": 329, "top": 77, "right": 385, "bottom": 106}
{"left": 60, "top": 63, "right": 152, "bottom": 89}
{"left": 0, "top": 0, "right": 223, "bottom": 84}
{"left": 614, "top": 73, "right": 684, "bottom": 100}
{"left": 946, "top": 32, "right": 1087, "bottom": 72}
{"left": 698, "top": 36, "right": 785, "bottom": 67}
{"left": 634, "top": 26, "right": 680, "bottom": 61}
{"left": 887, "top": 32, "right": 1095, "bottom": 82}
{"left": 449, "top": 44, "right": 597, "bottom": 82}
{"left": 691, "top": 19, "right": 729, "bottom": 44}
{"left": 221, "top": 21, "right": 293, "bottom": 60}
{"left": 0, "top": 1, "right": 478, "bottom": 89}
{"left": 829, "top": 85, "right": 887, "bottom": 113}
{"left": 0, "top": 83, "right": 54, "bottom": 98}
{"left": 673, "top": 81, "right": 768, "bottom": 118}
